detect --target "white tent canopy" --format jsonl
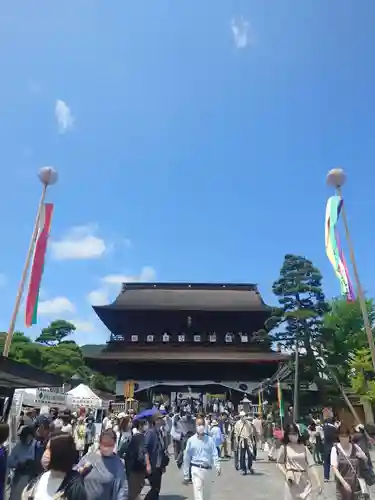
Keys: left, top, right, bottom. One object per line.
{"left": 67, "top": 384, "right": 102, "bottom": 409}
{"left": 67, "top": 384, "right": 98, "bottom": 399}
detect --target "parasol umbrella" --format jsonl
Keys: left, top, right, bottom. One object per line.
{"left": 134, "top": 407, "right": 166, "bottom": 421}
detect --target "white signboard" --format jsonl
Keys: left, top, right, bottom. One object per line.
{"left": 68, "top": 397, "right": 101, "bottom": 409}
{"left": 35, "top": 390, "right": 67, "bottom": 406}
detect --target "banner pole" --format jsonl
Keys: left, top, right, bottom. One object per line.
{"left": 3, "top": 184, "right": 47, "bottom": 357}
{"left": 3, "top": 167, "right": 57, "bottom": 357}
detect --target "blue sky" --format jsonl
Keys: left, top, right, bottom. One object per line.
{"left": 0, "top": 1, "right": 375, "bottom": 345}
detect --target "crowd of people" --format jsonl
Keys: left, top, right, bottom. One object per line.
{"left": 6, "top": 407, "right": 127, "bottom": 500}
{"left": 0, "top": 403, "right": 374, "bottom": 500}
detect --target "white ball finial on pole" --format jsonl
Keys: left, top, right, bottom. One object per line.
{"left": 38, "top": 166, "right": 58, "bottom": 186}
{"left": 326, "top": 168, "right": 346, "bottom": 188}
{"left": 3, "top": 167, "right": 58, "bottom": 357}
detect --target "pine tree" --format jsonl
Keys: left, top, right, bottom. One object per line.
{"left": 36, "top": 320, "right": 76, "bottom": 346}
{"left": 267, "top": 254, "right": 330, "bottom": 391}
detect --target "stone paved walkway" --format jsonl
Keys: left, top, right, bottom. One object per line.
{"left": 144, "top": 449, "right": 338, "bottom": 499}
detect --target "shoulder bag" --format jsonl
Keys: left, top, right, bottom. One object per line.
{"left": 352, "top": 444, "right": 375, "bottom": 487}
{"left": 335, "top": 444, "right": 369, "bottom": 498}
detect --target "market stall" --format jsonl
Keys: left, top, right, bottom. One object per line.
{"left": 66, "top": 383, "right": 106, "bottom": 409}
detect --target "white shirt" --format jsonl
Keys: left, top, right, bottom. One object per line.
{"left": 34, "top": 471, "right": 65, "bottom": 500}
{"left": 171, "top": 415, "right": 183, "bottom": 441}
{"left": 61, "top": 424, "right": 72, "bottom": 435}
{"left": 253, "top": 418, "right": 263, "bottom": 435}
{"left": 53, "top": 418, "right": 63, "bottom": 429}
{"left": 102, "top": 416, "right": 113, "bottom": 430}
{"left": 164, "top": 416, "right": 172, "bottom": 433}
{"left": 316, "top": 425, "right": 324, "bottom": 440}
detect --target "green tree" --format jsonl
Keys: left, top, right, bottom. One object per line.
{"left": 349, "top": 348, "right": 375, "bottom": 402}
{"left": 266, "top": 254, "right": 330, "bottom": 390}
{"left": 0, "top": 331, "right": 44, "bottom": 367}
{"left": 91, "top": 373, "right": 116, "bottom": 393}
{"left": 0, "top": 331, "right": 32, "bottom": 349}
{"left": 36, "top": 320, "right": 76, "bottom": 346}
{"left": 11, "top": 342, "right": 44, "bottom": 367}
{"left": 0, "top": 323, "right": 115, "bottom": 391}
{"left": 42, "top": 341, "right": 85, "bottom": 381}
{"left": 322, "top": 297, "right": 375, "bottom": 385}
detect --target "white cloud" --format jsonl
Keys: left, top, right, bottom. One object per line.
{"left": 231, "top": 17, "right": 249, "bottom": 49}
{"left": 55, "top": 99, "right": 74, "bottom": 133}
{"left": 50, "top": 225, "right": 107, "bottom": 260}
{"left": 87, "top": 289, "right": 110, "bottom": 306}
{"left": 0, "top": 274, "right": 6, "bottom": 287}
{"left": 102, "top": 266, "right": 156, "bottom": 285}
{"left": 87, "top": 266, "right": 156, "bottom": 306}
{"left": 38, "top": 297, "right": 75, "bottom": 315}
{"left": 69, "top": 319, "right": 95, "bottom": 333}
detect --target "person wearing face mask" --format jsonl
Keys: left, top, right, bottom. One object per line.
{"left": 277, "top": 424, "right": 322, "bottom": 500}
{"left": 22, "top": 432, "right": 86, "bottom": 500}
{"left": 8, "top": 425, "right": 37, "bottom": 500}
{"left": 331, "top": 430, "right": 369, "bottom": 500}
{"left": 125, "top": 419, "right": 149, "bottom": 500}
{"left": 183, "top": 416, "right": 220, "bottom": 500}
{"left": 144, "top": 413, "right": 169, "bottom": 500}
{"left": 76, "top": 429, "right": 127, "bottom": 500}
